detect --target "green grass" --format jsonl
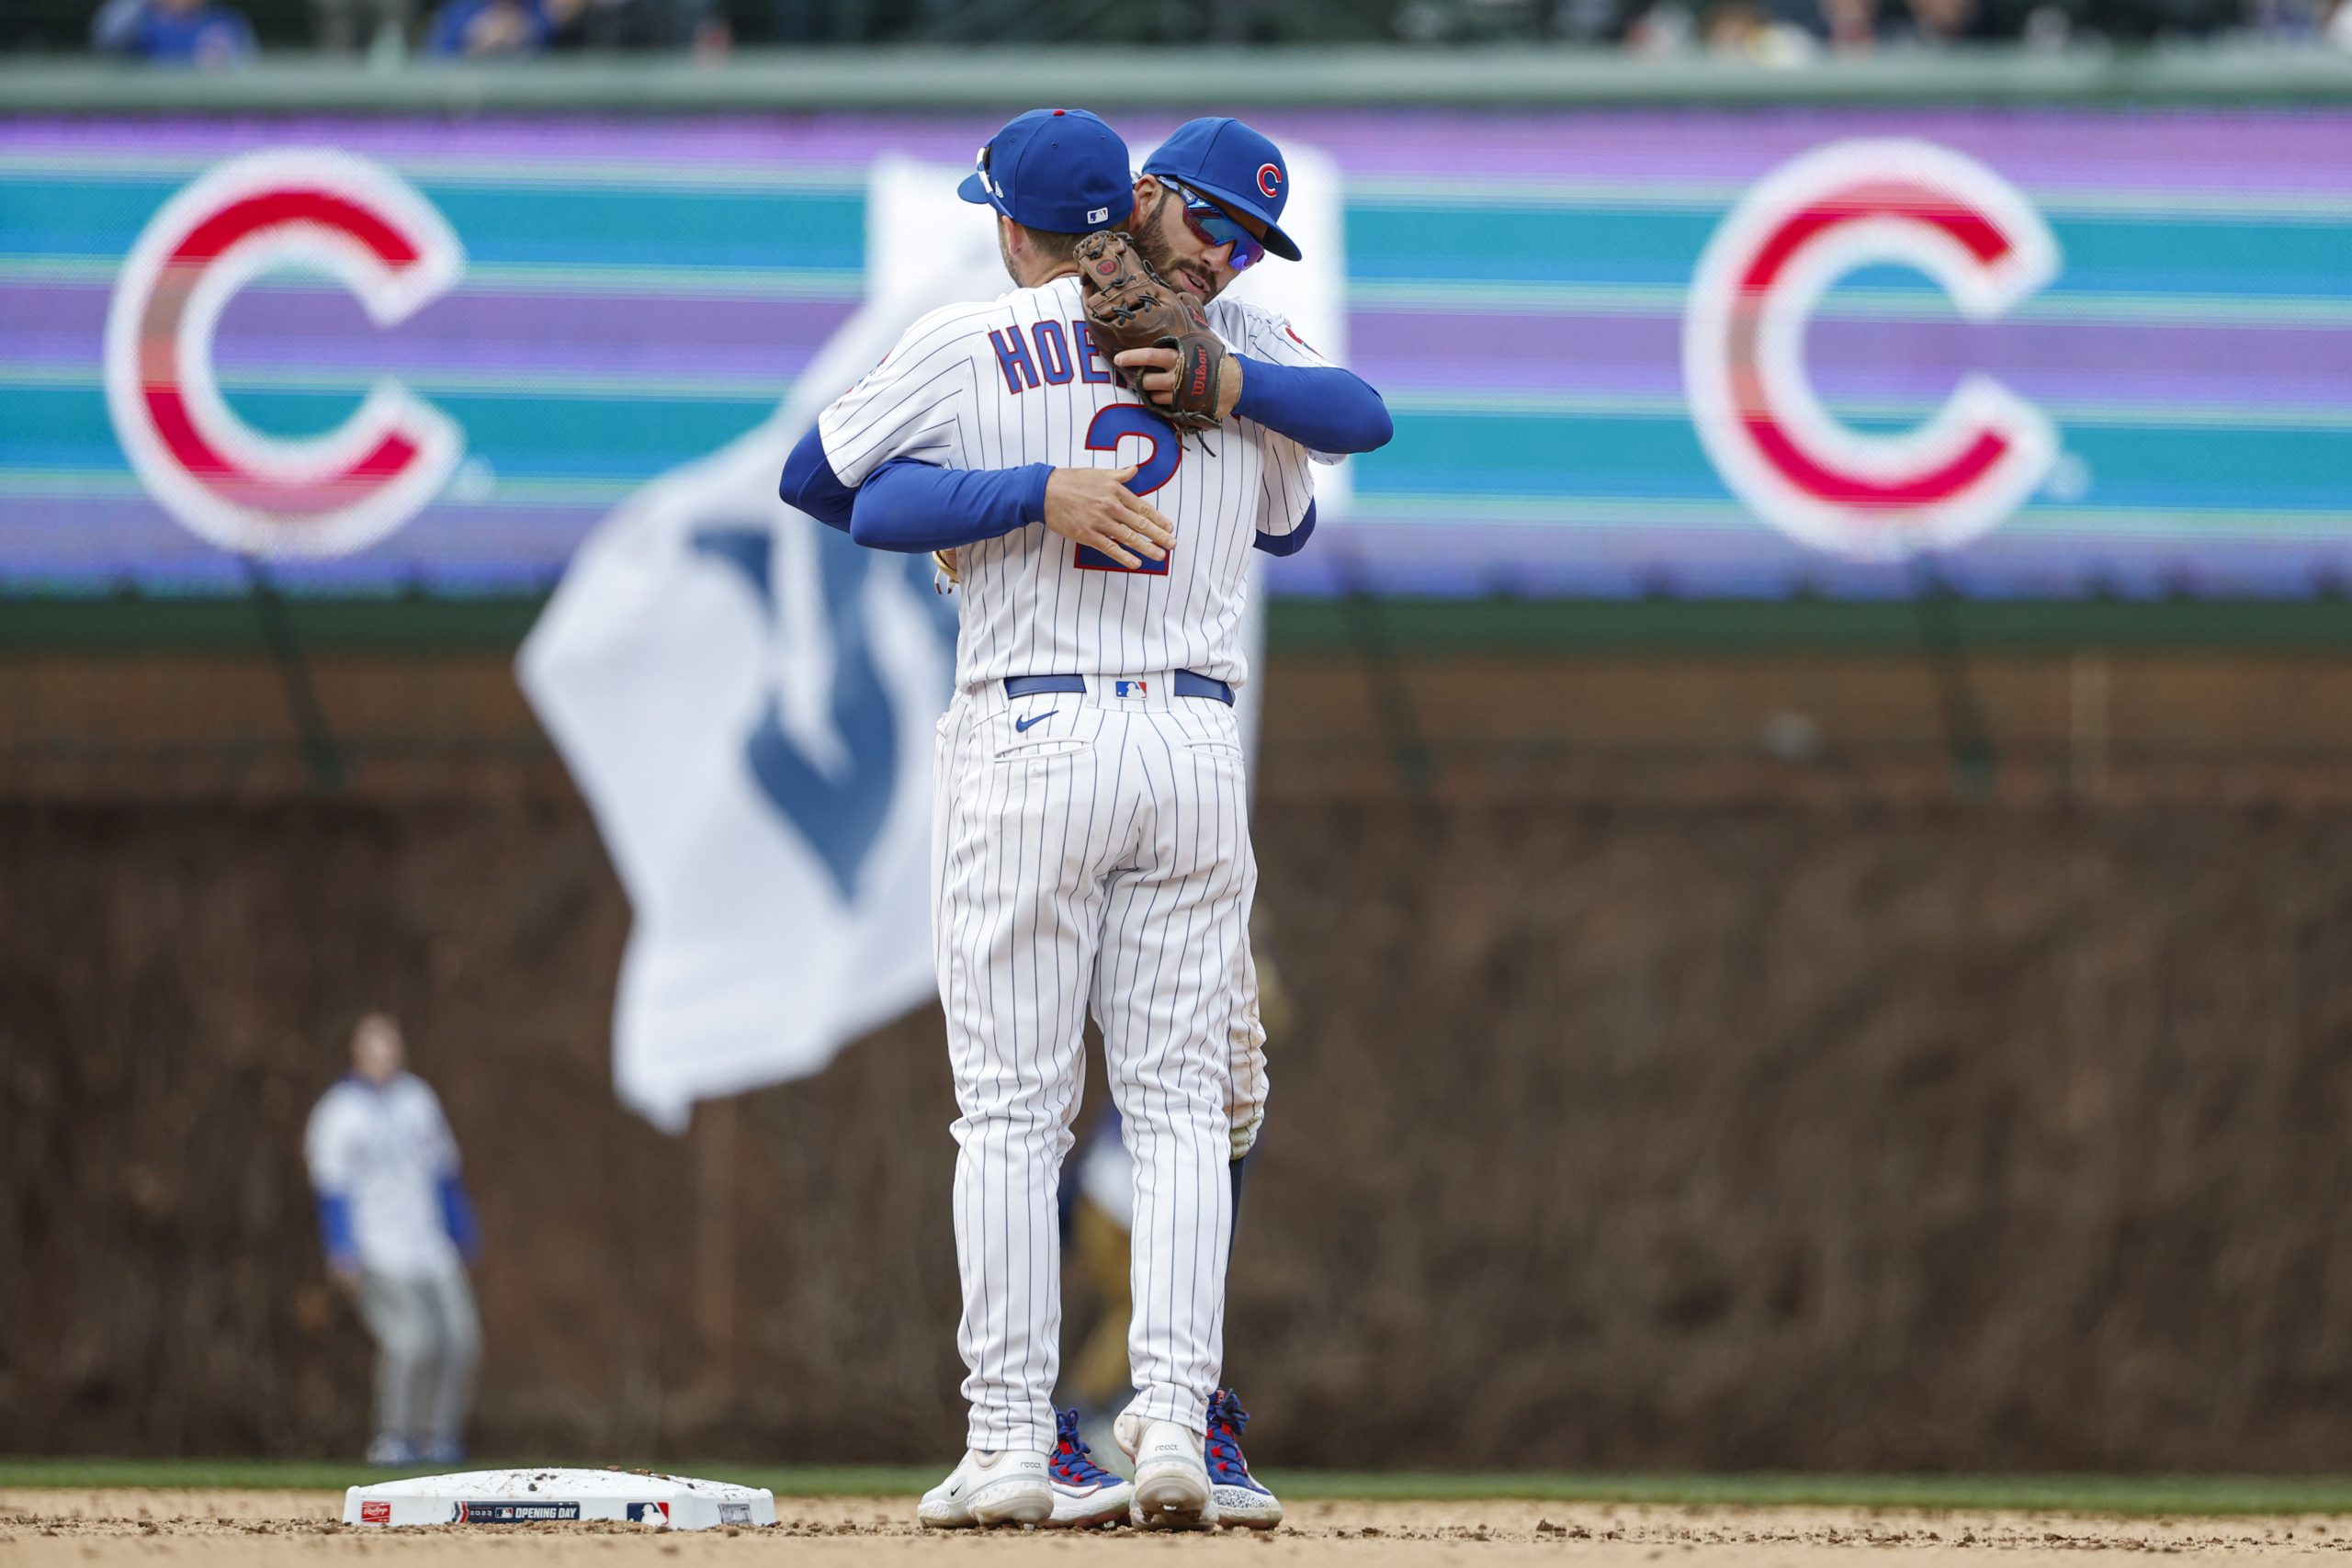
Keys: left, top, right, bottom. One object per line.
{"left": 7, "top": 1460, "right": 2352, "bottom": 1516}
{"left": 0, "top": 1459, "right": 937, "bottom": 1495}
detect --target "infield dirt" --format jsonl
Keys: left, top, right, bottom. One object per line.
{"left": 7, "top": 1490, "right": 2351, "bottom": 1568}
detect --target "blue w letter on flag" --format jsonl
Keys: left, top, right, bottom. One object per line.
{"left": 691, "top": 525, "right": 896, "bottom": 901}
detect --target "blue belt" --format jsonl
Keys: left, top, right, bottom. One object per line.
{"left": 1003, "top": 671, "right": 1234, "bottom": 706}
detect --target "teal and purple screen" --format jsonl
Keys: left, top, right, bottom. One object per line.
{"left": 4, "top": 108, "right": 2347, "bottom": 598}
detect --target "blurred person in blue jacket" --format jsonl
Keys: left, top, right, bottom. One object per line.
{"left": 305, "top": 1012, "right": 483, "bottom": 1467}
{"left": 422, "top": 0, "right": 578, "bottom": 53}
{"left": 91, "top": 0, "right": 257, "bottom": 62}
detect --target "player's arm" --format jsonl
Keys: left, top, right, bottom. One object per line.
{"left": 794, "top": 308, "right": 1170, "bottom": 567}
{"left": 1229, "top": 310, "right": 1392, "bottom": 456}
{"left": 420, "top": 1086, "right": 481, "bottom": 1265}
{"left": 854, "top": 457, "right": 1175, "bottom": 570}
{"left": 1109, "top": 352, "right": 1390, "bottom": 455}
{"left": 1113, "top": 311, "right": 1392, "bottom": 457}
{"left": 1230, "top": 357, "right": 1391, "bottom": 455}
{"left": 847, "top": 457, "right": 1050, "bottom": 552}
{"left": 786, "top": 303, "right": 1058, "bottom": 546}
{"left": 788, "top": 417, "right": 1172, "bottom": 568}
{"left": 303, "top": 1094, "right": 362, "bottom": 1283}
{"left": 778, "top": 424, "right": 857, "bottom": 532}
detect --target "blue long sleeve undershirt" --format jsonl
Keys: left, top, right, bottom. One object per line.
{"left": 856, "top": 458, "right": 1317, "bottom": 559}
{"left": 438, "top": 1174, "right": 481, "bottom": 1262}
{"left": 1230, "top": 355, "right": 1393, "bottom": 456}
{"left": 852, "top": 457, "right": 1055, "bottom": 553}
{"left": 316, "top": 1193, "right": 356, "bottom": 1269}
{"left": 778, "top": 424, "right": 857, "bottom": 532}
{"left": 776, "top": 357, "right": 1365, "bottom": 558}
{"left": 782, "top": 428, "right": 1051, "bottom": 553}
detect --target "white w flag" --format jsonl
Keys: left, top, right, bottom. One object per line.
{"left": 518, "top": 161, "right": 1001, "bottom": 1130}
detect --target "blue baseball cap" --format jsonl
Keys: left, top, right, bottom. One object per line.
{"left": 1140, "top": 117, "right": 1302, "bottom": 262}
{"left": 956, "top": 108, "right": 1134, "bottom": 234}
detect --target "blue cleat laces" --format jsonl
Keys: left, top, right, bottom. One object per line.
{"left": 1051, "top": 1407, "right": 1119, "bottom": 1488}
{"left": 1204, "top": 1389, "right": 1266, "bottom": 1489}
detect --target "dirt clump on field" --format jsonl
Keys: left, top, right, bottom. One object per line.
{"left": 6, "top": 1490, "right": 2350, "bottom": 1567}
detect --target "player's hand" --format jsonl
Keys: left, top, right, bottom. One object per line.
{"left": 1228, "top": 1106, "right": 1264, "bottom": 1162}
{"left": 1044, "top": 464, "right": 1174, "bottom": 570}
{"left": 1114, "top": 347, "right": 1244, "bottom": 422}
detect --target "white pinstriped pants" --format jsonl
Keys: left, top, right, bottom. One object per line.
{"left": 933, "top": 674, "right": 1254, "bottom": 1454}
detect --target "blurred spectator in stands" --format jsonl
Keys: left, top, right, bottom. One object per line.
{"left": 305, "top": 1012, "right": 482, "bottom": 1467}
{"left": 2069, "top": 0, "right": 2236, "bottom": 36}
{"left": 772, "top": 0, "right": 861, "bottom": 42}
{"left": 1700, "top": 0, "right": 1818, "bottom": 54}
{"left": 784, "top": 0, "right": 1029, "bottom": 42}
{"left": 1818, "top": 0, "right": 1879, "bottom": 51}
{"left": 918, "top": 0, "right": 1037, "bottom": 39}
{"left": 91, "top": 0, "right": 256, "bottom": 63}
{"left": 576, "top": 0, "right": 729, "bottom": 51}
{"left": 1551, "top": 0, "right": 1631, "bottom": 38}
{"left": 423, "top": 0, "right": 577, "bottom": 54}
{"left": 1883, "top": 0, "right": 1997, "bottom": 43}
{"left": 312, "top": 0, "right": 411, "bottom": 53}
{"left": 1623, "top": 0, "right": 1695, "bottom": 51}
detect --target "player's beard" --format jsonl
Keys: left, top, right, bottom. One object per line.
{"left": 1132, "top": 203, "right": 1220, "bottom": 302}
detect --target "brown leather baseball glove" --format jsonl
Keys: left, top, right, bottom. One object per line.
{"left": 1074, "top": 231, "right": 1227, "bottom": 435}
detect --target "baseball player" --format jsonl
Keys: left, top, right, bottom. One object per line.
{"left": 780, "top": 113, "right": 1387, "bottom": 1529}
{"left": 304, "top": 1013, "right": 482, "bottom": 1466}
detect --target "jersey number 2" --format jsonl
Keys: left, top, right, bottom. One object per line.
{"left": 1074, "top": 405, "right": 1180, "bottom": 575}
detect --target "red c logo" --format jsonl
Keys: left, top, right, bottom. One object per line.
{"left": 1256, "top": 163, "right": 1282, "bottom": 200}
{"left": 1682, "top": 140, "right": 2060, "bottom": 558}
{"left": 104, "top": 149, "right": 465, "bottom": 558}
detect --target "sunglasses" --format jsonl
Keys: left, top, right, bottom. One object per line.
{"left": 1157, "top": 176, "right": 1266, "bottom": 272}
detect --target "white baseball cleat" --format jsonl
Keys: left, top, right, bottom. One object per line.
{"left": 1046, "top": 1407, "right": 1133, "bottom": 1528}
{"left": 914, "top": 1448, "right": 1053, "bottom": 1529}
{"left": 1115, "top": 1411, "right": 1217, "bottom": 1530}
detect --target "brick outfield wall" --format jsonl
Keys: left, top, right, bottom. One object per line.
{"left": 15, "top": 648, "right": 2352, "bottom": 803}
{"left": 8, "top": 792, "right": 2352, "bottom": 1471}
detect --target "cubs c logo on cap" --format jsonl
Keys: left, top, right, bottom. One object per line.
{"left": 1682, "top": 138, "right": 2061, "bottom": 561}
{"left": 1256, "top": 163, "right": 1282, "bottom": 200}
{"left": 104, "top": 148, "right": 466, "bottom": 559}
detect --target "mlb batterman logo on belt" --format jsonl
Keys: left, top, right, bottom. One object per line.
{"left": 1681, "top": 139, "right": 2062, "bottom": 561}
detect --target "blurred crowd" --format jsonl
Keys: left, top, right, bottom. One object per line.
{"left": 74, "top": 0, "right": 726, "bottom": 61}
{"left": 16, "top": 0, "right": 2352, "bottom": 61}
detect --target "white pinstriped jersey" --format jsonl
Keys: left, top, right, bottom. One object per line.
{"left": 817, "top": 273, "right": 1329, "bottom": 689}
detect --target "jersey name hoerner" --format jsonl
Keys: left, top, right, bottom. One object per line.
{"left": 818, "top": 273, "right": 1333, "bottom": 690}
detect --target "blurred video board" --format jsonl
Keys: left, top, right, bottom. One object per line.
{"left": 3, "top": 107, "right": 2348, "bottom": 598}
